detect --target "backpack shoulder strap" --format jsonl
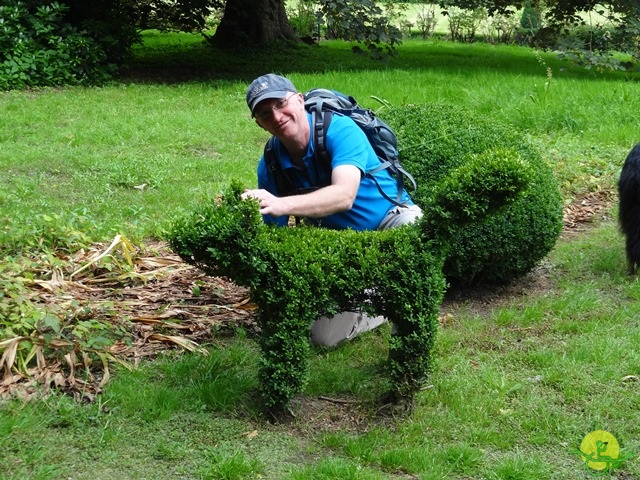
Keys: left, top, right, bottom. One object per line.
{"left": 367, "top": 160, "right": 417, "bottom": 204}
{"left": 311, "top": 104, "right": 414, "bottom": 207}
{"left": 366, "top": 162, "right": 417, "bottom": 207}
{"left": 264, "top": 136, "right": 296, "bottom": 196}
{"left": 311, "top": 104, "right": 333, "bottom": 176}
{"left": 307, "top": 92, "right": 416, "bottom": 208}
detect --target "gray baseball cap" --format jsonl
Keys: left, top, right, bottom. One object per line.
{"left": 246, "top": 74, "right": 297, "bottom": 114}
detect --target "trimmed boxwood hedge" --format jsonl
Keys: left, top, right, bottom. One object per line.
{"left": 384, "top": 103, "right": 563, "bottom": 285}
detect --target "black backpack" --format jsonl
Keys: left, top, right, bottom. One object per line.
{"left": 263, "top": 88, "right": 416, "bottom": 207}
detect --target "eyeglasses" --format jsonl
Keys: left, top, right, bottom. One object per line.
{"left": 253, "top": 94, "right": 295, "bottom": 121}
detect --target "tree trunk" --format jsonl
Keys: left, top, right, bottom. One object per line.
{"left": 212, "top": 0, "right": 299, "bottom": 47}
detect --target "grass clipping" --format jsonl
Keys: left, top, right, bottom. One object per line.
{"left": 0, "top": 236, "right": 255, "bottom": 402}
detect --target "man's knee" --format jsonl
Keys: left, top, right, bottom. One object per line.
{"left": 310, "top": 312, "right": 386, "bottom": 347}
{"left": 378, "top": 204, "right": 423, "bottom": 230}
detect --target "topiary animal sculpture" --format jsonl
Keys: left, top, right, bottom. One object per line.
{"left": 169, "top": 150, "right": 533, "bottom": 417}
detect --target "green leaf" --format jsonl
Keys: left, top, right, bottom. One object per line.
{"left": 41, "top": 314, "right": 61, "bottom": 333}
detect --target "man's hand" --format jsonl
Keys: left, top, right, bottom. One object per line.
{"left": 243, "top": 165, "right": 361, "bottom": 219}
{"left": 242, "top": 189, "right": 289, "bottom": 217}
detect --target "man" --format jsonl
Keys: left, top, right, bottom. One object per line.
{"left": 242, "top": 73, "right": 422, "bottom": 346}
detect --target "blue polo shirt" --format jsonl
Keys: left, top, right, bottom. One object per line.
{"left": 257, "top": 112, "right": 414, "bottom": 230}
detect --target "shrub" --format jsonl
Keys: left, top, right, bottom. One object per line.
{"left": 316, "top": 0, "right": 401, "bottom": 59}
{"left": 555, "top": 24, "right": 631, "bottom": 72}
{"left": 384, "top": 103, "right": 563, "bottom": 285}
{"left": 0, "top": 0, "right": 138, "bottom": 90}
{"left": 442, "top": 6, "right": 486, "bottom": 43}
{"left": 169, "top": 150, "right": 532, "bottom": 415}
{"left": 483, "top": 13, "right": 519, "bottom": 45}
{"left": 415, "top": 4, "right": 439, "bottom": 40}
{"left": 0, "top": 1, "right": 104, "bottom": 89}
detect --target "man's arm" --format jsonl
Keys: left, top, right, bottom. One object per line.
{"left": 242, "top": 164, "right": 361, "bottom": 218}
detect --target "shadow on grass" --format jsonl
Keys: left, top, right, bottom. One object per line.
{"left": 119, "top": 34, "right": 638, "bottom": 86}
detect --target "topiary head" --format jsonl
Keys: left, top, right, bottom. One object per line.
{"left": 168, "top": 181, "right": 267, "bottom": 286}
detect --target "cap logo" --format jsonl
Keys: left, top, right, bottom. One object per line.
{"left": 250, "top": 82, "right": 269, "bottom": 97}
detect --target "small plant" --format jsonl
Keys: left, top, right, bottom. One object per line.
{"left": 0, "top": 212, "right": 94, "bottom": 257}
{"left": 0, "top": 255, "right": 132, "bottom": 397}
{"left": 415, "top": 4, "right": 439, "bottom": 40}
{"left": 199, "top": 450, "right": 263, "bottom": 479}
{"left": 530, "top": 49, "right": 554, "bottom": 104}
{"left": 0, "top": 234, "right": 162, "bottom": 399}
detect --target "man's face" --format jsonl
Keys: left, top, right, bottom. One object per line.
{"left": 254, "top": 93, "right": 306, "bottom": 139}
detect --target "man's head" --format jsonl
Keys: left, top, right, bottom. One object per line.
{"left": 246, "top": 74, "right": 297, "bottom": 116}
{"left": 246, "top": 74, "right": 307, "bottom": 142}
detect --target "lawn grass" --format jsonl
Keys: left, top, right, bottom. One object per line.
{"left": 3, "top": 220, "right": 639, "bottom": 479}
{"left": 1, "top": 34, "right": 640, "bottom": 479}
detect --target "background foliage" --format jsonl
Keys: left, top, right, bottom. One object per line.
{"left": 1, "top": 0, "right": 638, "bottom": 90}
{"left": 0, "top": 1, "right": 115, "bottom": 90}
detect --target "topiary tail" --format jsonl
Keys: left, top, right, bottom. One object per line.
{"left": 421, "top": 148, "right": 533, "bottom": 242}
